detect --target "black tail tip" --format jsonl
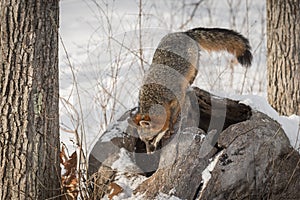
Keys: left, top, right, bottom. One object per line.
{"left": 237, "top": 50, "right": 252, "bottom": 67}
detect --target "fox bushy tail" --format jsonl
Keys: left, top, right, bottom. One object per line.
{"left": 185, "top": 27, "right": 252, "bottom": 67}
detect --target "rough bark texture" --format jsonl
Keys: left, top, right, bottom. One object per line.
{"left": 267, "top": 0, "right": 300, "bottom": 115}
{"left": 193, "top": 87, "right": 252, "bottom": 133}
{"left": 195, "top": 111, "right": 300, "bottom": 200}
{"left": 134, "top": 127, "right": 217, "bottom": 199}
{"left": 0, "top": 1, "right": 60, "bottom": 199}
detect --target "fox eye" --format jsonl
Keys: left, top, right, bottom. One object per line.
{"left": 139, "top": 120, "right": 151, "bottom": 128}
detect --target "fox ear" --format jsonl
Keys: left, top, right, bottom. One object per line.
{"left": 139, "top": 120, "right": 151, "bottom": 128}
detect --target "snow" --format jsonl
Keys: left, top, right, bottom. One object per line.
{"left": 104, "top": 147, "right": 184, "bottom": 199}
{"left": 198, "top": 150, "right": 224, "bottom": 200}
{"left": 104, "top": 173, "right": 146, "bottom": 200}
{"left": 111, "top": 148, "right": 143, "bottom": 174}
{"left": 238, "top": 95, "right": 300, "bottom": 149}
{"left": 106, "top": 148, "right": 183, "bottom": 199}
{"left": 155, "top": 193, "right": 182, "bottom": 200}
{"left": 98, "top": 118, "right": 129, "bottom": 143}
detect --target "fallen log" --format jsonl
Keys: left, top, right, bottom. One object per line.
{"left": 87, "top": 87, "right": 300, "bottom": 200}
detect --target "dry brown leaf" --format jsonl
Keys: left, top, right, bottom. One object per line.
{"left": 60, "top": 148, "right": 79, "bottom": 200}
{"left": 108, "top": 182, "right": 124, "bottom": 200}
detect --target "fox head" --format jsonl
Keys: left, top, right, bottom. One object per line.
{"left": 130, "top": 111, "right": 169, "bottom": 154}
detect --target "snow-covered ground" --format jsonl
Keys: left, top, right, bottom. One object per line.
{"left": 59, "top": 0, "right": 299, "bottom": 157}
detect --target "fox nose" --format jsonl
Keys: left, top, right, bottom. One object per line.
{"left": 146, "top": 142, "right": 156, "bottom": 154}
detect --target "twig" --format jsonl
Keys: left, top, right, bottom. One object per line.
{"left": 179, "top": 0, "right": 204, "bottom": 29}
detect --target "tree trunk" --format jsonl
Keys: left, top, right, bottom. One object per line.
{"left": 267, "top": 0, "right": 300, "bottom": 115}
{"left": 0, "top": 1, "right": 60, "bottom": 199}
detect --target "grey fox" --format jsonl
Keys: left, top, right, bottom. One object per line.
{"left": 130, "top": 27, "right": 252, "bottom": 153}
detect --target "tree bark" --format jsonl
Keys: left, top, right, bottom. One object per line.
{"left": 267, "top": 0, "right": 300, "bottom": 115}
{"left": 0, "top": 1, "right": 60, "bottom": 199}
